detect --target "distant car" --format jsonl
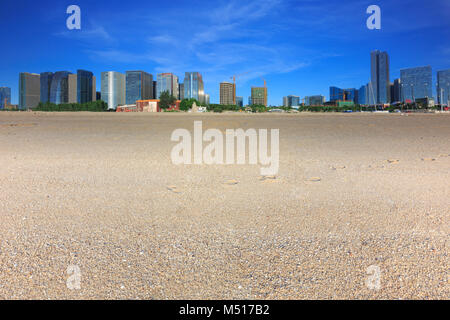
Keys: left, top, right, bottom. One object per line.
{"left": 344, "top": 110, "right": 353, "bottom": 113}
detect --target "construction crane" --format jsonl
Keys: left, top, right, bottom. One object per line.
{"left": 230, "top": 72, "right": 250, "bottom": 105}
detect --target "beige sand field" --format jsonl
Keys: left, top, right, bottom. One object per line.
{"left": 0, "top": 112, "right": 448, "bottom": 299}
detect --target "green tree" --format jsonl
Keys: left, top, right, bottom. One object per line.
{"left": 179, "top": 98, "right": 201, "bottom": 111}
{"left": 159, "top": 91, "right": 176, "bottom": 110}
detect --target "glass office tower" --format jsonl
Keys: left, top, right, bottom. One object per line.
{"left": 358, "top": 85, "right": 367, "bottom": 105}
{"left": 236, "top": 96, "right": 243, "bottom": 108}
{"left": 330, "top": 87, "right": 358, "bottom": 103}
{"left": 126, "top": 71, "right": 153, "bottom": 104}
{"left": 0, "top": 87, "right": 11, "bottom": 109}
{"left": 49, "top": 71, "right": 72, "bottom": 104}
{"left": 283, "top": 95, "right": 300, "bottom": 107}
{"left": 40, "top": 72, "right": 54, "bottom": 103}
{"left": 305, "top": 95, "right": 325, "bottom": 106}
{"left": 19, "top": 72, "right": 40, "bottom": 109}
{"left": 437, "top": 69, "right": 450, "bottom": 106}
{"left": 184, "top": 72, "right": 205, "bottom": 103}
{"left": 370, "top": 50, "right": 390, "bottom": 104}
{"left": 77, "top": 70, "right": 95, "bottom": 104}
{"left": 400, "top": 66, "right": 432, "bottom": 102}
{"left": 101, "top": 71, "right": 126, "bottom": 110}
{"left": 156, "top": 73, "right": 178, "bottom": 100}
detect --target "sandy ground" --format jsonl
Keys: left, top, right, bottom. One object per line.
{"left": 0, "top": 111, "right": 448, "bottom": 300}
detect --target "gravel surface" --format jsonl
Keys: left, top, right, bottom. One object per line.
{"left": 0, "top": 112, "right": 448, "bottom": 299}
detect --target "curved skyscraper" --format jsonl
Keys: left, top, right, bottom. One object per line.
{"left": 49, "top": 71, "right": 72, "bottom": 104}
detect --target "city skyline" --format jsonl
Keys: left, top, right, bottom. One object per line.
{"left": 1, "top": 0, "right": 450, "bottom": 105}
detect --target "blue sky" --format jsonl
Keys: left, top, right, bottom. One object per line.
{"left": 1, "top": 0, "right": 449, "bottom": 105}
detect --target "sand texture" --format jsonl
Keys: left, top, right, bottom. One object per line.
{"left": 0, "top": 112, "right": 448, "bottom": 299}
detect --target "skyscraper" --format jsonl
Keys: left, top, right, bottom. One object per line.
{"left": 251, "top": 87, "right": 267, "bottom": 106}
{"left": 283, "top": 95, "right": 300, "bottom": 107}
{"left": 49, "top": 71, "right": 73, "bottom": 104}
{"left": 370, "top": 50, "right": 390, "bottom": 104}
{"left": 19, "top": 72, "right": 40, "bottom": 109}
{"left": 126, "top": 71, "right": 153, "bottom": 104}
{"left": 305, "top": 95, "right": 325, "bottom": 106}
{"left": 358, "top": 85, "right": 367, "bottom": 105}
{"left": 220, "top": 82, "right": 235, "bottom": 105}
{"left": 329, "top": 87, "right": 358, "bottom": 103}
{"left": 101, "top": 71, "right": 126, "bottom": 110}
{"left": 437, "top": 69, "right": 450, "bottom": 106}
{"left": 390, "top": 79, "right": 401, "bottom": 103}
{"left": 179, "top": 83, "right": 184, "bottom": 100}
{"left": 236, "top": 96, "right": 243, "bottom": 108}
{"left": 77, "top": 70, "right": 96, "bottom": 104}
{"left": 184, "top": 72, "right": 205, "bottom": 103}
{"left": 152, "top": 81, "right": 157, "bottom": 100}
{"left": 400, "top": 66, "right": 432, "bottom": 102}
{"left": 156, "top": 73, "right": 178, "bottom": 99}
{"left": 0, "top": 87, "right": 11, "bottom": 109}
{"left": 40, "top": 72, "right": 54, "bottom": 103}
{"left": 68, "top": 74, "right": 77, "bottom": 103}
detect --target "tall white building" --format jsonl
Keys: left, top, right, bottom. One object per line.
{"left": 101, "top": 71, "right": 125, "bottom": 110}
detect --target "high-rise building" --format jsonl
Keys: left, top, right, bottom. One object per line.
{"left": 305, "top": 95, "right": 325, "bottom": 106}
{"left": 236, "top": 96, "right": 243, "bottom": 107}
{"left": 152, "top": 81, "right": 157, "bottom": 100}
{"left": 19, "top": 72, "right": 40, "bottom": 109}
{"left": 0, "top": 87, "right": 11, "bottom": 109}
{"left": 156, "top": 73, "right": 178, "bottom": 99}
{"left": 126, "top": 71, "right": 153, "bottom": 104}
{"left": 251, "top": 87, "right": 267, "bottom": 106}
{"left": 40, "top": 72, "right": 54, "bottom": 103}
{"left": 68, "top": 74, "right": 77, "bottom": 103}
{"left": 370, "top": 50, "right": 390, "bottom": 104}
{"left": 77, "top": 70, "right": 96, "bottom": 104}
{"left": 389, "top": 78, "right": 401, "bottom": 103}
{"left": 48, "top": 71, "right": 73, "bottom": 104}
{"left": 437, "top": 69, "right": 450, "bottom": 106}
{"left": 358, "top": 85, "right": 367, "bottom": 105}
{"left": 330, "top": 87, "right": 358, "bottom": 103}
{"left": 101, "top": 71, "right": 126, "bottom": 110}
{"left": 204, "top": 94, "right": 210, "bottom": 105}
{"left": 283, "top": 95, "right": 300, "bottom": 107}
{"left": 400, "top": 66, "right": 432, "bottom": 102}
{"left": 220, "top": 82, "right": 235, "bottom": 105}
{"left": 330, "top": 87, "right": 342, "bottom": 102}
{"left": 179, "top": 83, "right": 184, "bottom": 100}
{"left": 248, "top": 96, "right": 252, "bottom": 106}
{"left": 184, "top": 72, "right": 205, "bottom": 103}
